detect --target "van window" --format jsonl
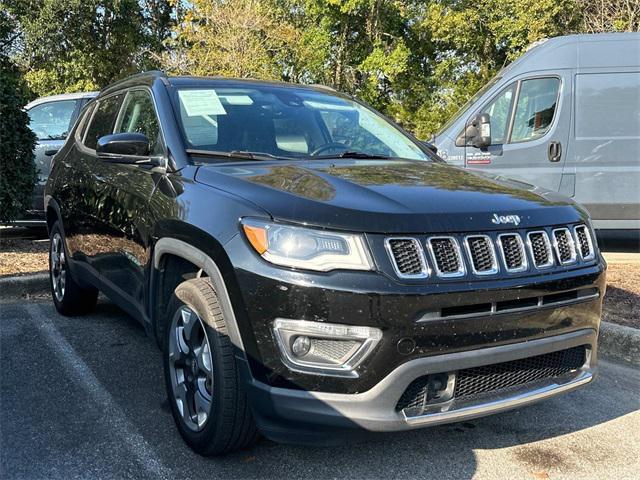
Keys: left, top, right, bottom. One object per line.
{"left": 575, "top": 72, "right": 640, "bottom": 139}
{"left": 510, "top": 78, "right": 560, "bottom": 143}
{"left": 456, "top": 84, "right": 515, "bottom": 146}
{"left": 115, "top": 90, "right": 163, "bottom": 155}
{"left": 84, "top": 94, "right": 124, "bottom": 150}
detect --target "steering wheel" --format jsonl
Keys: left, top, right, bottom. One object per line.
{"left": 310, "top": 142, "right": 350, "bottom": 156}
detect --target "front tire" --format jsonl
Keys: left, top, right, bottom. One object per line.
{"left": 163, "top": 278, "right": 259, "bottom": 456}
{"left": 49, "top": 222, "right": 98, "bottom": 315}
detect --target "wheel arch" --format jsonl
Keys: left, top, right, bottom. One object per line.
{"left": 151, "top": 236, "right": 249, "bottom": 363}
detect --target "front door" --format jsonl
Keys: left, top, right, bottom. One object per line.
{"left": 464, "top": 72, "right": 571, "bottom": 193}
{"left": 89, "top": 89, "right": 165, "bottom": 314}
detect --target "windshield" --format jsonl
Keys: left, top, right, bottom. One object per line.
{"left": 174, "top": 85, "right": 430, "bottom": 161}
{"left": 436, "top": 75, "right": 502, "bottom": 137}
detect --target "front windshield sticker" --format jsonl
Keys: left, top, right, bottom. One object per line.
{"left": 179, "top": 89, "right": 227, "bottom": 117}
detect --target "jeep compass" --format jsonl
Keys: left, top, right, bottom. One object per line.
{"left": 45, "top": 71, "right": 606, "bottom": 455}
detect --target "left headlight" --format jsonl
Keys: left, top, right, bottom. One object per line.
{"left": 241, "top": 219, "right": 373, "bottom": 272}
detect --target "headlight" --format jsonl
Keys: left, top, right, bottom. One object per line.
{"left": 242, "top": 219, "right": 373, "bottom": 272}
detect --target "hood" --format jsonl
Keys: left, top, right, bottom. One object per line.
{"left": 194, "top": 159, "right": 585, "bottom": 233}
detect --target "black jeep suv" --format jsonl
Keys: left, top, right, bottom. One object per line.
{"left": 45, "top": 71, "right": 606, "bottom": 455}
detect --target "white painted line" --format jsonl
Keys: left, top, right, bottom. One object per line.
{"left": 28, "top": 304, "right": 170, "bottom": 479}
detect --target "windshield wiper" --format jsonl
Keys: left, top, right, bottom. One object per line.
{"left": 186, "top": 149, "right": 298, "bottom": 162}
{"left": 313, "top": 150, "right": 392, "bottom": 160}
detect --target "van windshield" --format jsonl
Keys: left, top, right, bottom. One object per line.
{"left": 436, "top": 76, "right": 502, "bottom": 137}
{"left": 174, "top": 85, "right": 430, "bottom": 162}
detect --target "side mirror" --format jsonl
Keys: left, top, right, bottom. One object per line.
{"left": 96, "top": 133, "right": 150, "bottom": 158}
{"left": 465, "top": 113, "right": 491, "bottom": 149}
{"left": 422, "top": 142, "right": 438, "bottom": 154}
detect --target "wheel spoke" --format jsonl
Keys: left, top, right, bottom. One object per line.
{"left": 173, "top": 383, "right": 188, "bottom": 421}
{"left": 196, "top": 343, "right": 213, "bottom": 376}
{"left": 194, "top": 389, "right": 211, "bottom": 428}
{"left": 181, "top": 308, "right": 198, "bottom": 342}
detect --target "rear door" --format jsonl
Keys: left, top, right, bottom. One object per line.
{"left": 463, "top": 72, "right": 571, "bottom": 192}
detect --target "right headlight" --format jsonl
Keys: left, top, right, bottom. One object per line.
{"left": 241, "top": 219, "right": 373, "bottom": 272}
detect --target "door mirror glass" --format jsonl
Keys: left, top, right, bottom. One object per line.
{"left": 96, "top": 132, "right": 150, "bottom": 158}
{"left": 465, "top": 113, "right": 492, "bottom": 149}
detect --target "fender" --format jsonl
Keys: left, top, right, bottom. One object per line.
{"left": 152, "top": 237, "right": 248, "bottom": 361}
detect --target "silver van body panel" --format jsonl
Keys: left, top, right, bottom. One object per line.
{"left": 435, "top": 33, "right": 640, "bottom": 232}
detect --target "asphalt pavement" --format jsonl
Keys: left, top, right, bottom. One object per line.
{"left": 1, "top": 298, "right": 639, "bottom": 480}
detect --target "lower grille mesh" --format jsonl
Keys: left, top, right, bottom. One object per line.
{"left": 396, "top": 346, "right": 586, "bottom": 414}
{"left": 454, "top": 346, "right": 586, "bottom": 399}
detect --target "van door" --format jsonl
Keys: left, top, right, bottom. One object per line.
{"left": 462, "top": 72, "right": 571, "bottom": 192}
{"left": 569, "top": 71, "right": 640, "bottom": 231}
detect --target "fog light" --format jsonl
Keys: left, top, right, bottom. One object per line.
{"left": 272, "top": 319, "right": 383, "bottom": 377}
{"left": 291, "top": 336, "right": 311, "bottom": 357}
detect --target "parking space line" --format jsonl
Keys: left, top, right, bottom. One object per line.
{"left": 28, "top": 303, "right": 170, "bottom": 479}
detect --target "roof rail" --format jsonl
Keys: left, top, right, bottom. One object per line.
{"left": 99, "top": 70, "right": 168, "bottom": 92}
{"left": 310, "top": 83, "right": 337, "bottom": 92}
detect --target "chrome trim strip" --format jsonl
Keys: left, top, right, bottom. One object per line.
{"left": 403, "top": 369, "right": 593, "bottom": 426}
{"left": 574, "top": 225, "right": 595, "bottom": 261}
{"left": 426, "top": 236, "right": 466, "bottom": 278}
{"left": 384, "top": 237, "right": 430, "bottom": 279}
{"left": 497, "top": 233, "right": 528, "bottom": 273}
{"left": 552, "top": 228, "right": 578, "bottom": 265}
{"left": 463, "top": 235, "right": 499, "bottom": 276}
{"left": 526, "top": 230, "right": 555, "bottom": 269}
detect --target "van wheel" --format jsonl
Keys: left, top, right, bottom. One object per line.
{"left": 163, "top": 278, "right": 259, "bottom": 455}
{"left": 49, "top": 222, "right": 98, "bottom": 315}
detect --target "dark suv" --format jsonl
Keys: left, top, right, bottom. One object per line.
{"left": 45, "top": 71, "right": 606, "bottom": 455}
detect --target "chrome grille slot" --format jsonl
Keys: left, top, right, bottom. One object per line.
{"left": 498, "top": 233, "right": 527, "bottom": 273}
{"left": 553, "top": 228, "right": 577, "bottom": 265}
{"left": 574, "top": 225, "right": 594, "bottom": 261}
{"left": 385, "top": 238, "right": 428, "bottom": 278}
{"left": 527, "top": 231, "right": 554, "bottom": 268}
{"left": 465, "top": 235, "right": 498, "bottom": 275}
{"left": 427, "top": 237, "right": 465, "bottom": 278}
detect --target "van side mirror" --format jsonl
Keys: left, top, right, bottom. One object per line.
{"left": 465, "top": 113, "right": 491, "bottom": 149}
{"left": 96, "top": 133, "right": 150, "bottom": 158}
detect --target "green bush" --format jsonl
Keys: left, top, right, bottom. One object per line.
{"left": 0, "top": 10, "right": 37, "bottom": 223}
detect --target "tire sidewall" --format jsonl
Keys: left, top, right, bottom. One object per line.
{"left": 48, "top": 222, "right": 65, "bottom": 311}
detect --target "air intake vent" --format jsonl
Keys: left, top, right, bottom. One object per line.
{"left": 385, "top": 238, "right": 428, "bottom": 278}
{"left": 574, "top": 225, "right": 595, "bottom": 261}
{"left": 498, "top": 234, "right": 527, "bottom": 273}
{"left": 465, "top": 235, "right": 498, "bottom": 275}
{"left": 553, "top": 228, "right": 577, "bottom": 265}
{"left": 428, "top": 237, "right": 465, "bottom": 277}
{"left": 527, "top": 231, "right": 554, "bottom": 269}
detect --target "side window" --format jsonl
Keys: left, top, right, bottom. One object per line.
{"left": 115, "top": 90, "right": 163, "bottom": 155}
{"left": 84, "top": 94, "right": 124, "bottom": 150}
{"left": 456, "top": 84, "right": 515, "bottom": 146}
{"left": 28, "top": 100, "right": 77, "bottom": 141}
{"left": 510, "top": 78, "right": 560, "bottom": 143}
{"left": 75, "top": 103, "right": 96, "bottom": 143}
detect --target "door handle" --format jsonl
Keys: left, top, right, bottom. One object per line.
{"left": 548, "top": 141, "right": 562, "bottom": 163}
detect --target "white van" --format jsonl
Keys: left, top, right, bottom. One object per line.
{"left": 434, "top": 33, "right": 640, "bottom": 241}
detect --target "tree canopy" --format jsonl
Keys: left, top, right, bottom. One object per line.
{"left": 6, "top": 0, "right": 639, "bottom": 138}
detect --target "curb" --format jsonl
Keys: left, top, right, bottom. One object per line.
{"left": 0, "top": 272, "right": 49, "bottom": 300}
{"left": 599, "top": 321, "right": 640, "bottom": 366}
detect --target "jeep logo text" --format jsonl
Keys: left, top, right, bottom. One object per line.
{"left": 491, "top": 214, "right": 521, "bottom": 226}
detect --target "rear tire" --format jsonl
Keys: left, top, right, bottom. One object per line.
{"left": 163, "top": 278, "right": 259, "bottom": 456}
{"left": 49, "top": 222, "right": 98, "bottom": 315}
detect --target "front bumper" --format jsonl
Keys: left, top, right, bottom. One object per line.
{"left": 246, "top": 329, "right": 596, "bottom": 444}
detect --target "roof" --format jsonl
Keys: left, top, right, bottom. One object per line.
{"left": 24, "top": 91, "right": 98, "bottom": 110}
{"left": 500, "top": 32, "right": 639, "bottom": 78}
